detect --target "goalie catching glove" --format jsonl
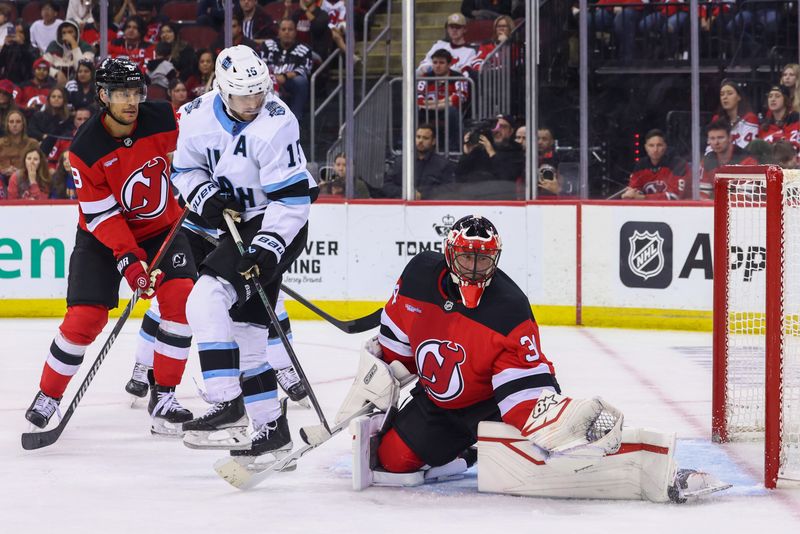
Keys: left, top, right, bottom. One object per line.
{"left": 117, "top": 249, "right": 163, "bottom": 299}
{"left": 336, "top": 336, "right": 414, "bottom": 424}
{"left": 522, "top": 391, "right": 623, "bottom": 467}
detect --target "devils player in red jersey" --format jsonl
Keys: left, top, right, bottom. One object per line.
{"left": 336, "top": 215, "right": 570, "bottom": 476}
{"left": 24, "top": 58, "right": 197, "bottom": 437}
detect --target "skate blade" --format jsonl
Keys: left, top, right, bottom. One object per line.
{"left": 230, "top": 446, "right": 291, "bottom": 472}
{"left": 183, "top": 427, "right": 251, "bottom": 450}
{"left": 130, "top": 395, "right": 146, "bottom": 408}
{"left": 293, "top": 396, "right": 311, "bottom": 409}
{"left": 150, "top": 419, "right": 186, "bottom": 438}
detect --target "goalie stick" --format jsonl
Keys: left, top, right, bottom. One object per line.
{"left": 21, "top": 208, "right": 190, "bottom": 451}
{"left": 222, "top": 212, "right": 331, "bottom": 434}
{"left": 187, "top": 228, "right": 382, "bottom": 334}
{"left": 213, "top": 401, "right": 377, "bottom": 490}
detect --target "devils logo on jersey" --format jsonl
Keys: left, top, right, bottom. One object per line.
{"left": 120, "top": 157, "right": 169, "bottom": 219}
{"left": 415, "top": 339, "right": 467, "bottom": 402}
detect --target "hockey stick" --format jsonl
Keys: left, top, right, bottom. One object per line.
{"left": 222, "top": 211, "right": 331, "bottom": 434}
{"left": 189, "top": 229, "right": 381, "bottom": 334}
{"left": 214, "top": 401, "right": 377, "bottom": 489}
{"left": 21, "top": 209, "right": 190, "bottom": 451}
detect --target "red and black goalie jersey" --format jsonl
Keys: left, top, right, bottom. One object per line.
{"left": 69, "top": 101, "right": 182, "bottom": 259}
{"left": 378, "top": 251, "right": 559, "bottom": 431}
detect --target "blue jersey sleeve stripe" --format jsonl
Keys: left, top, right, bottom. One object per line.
{"left": 263, "top": 172, "right": 309, "bottom": 193}
{"left": 274, "top": 196, "right": 311, "bottom": 206}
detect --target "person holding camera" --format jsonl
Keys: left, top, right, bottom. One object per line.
{"left": 532, "top": 125, "right": 562, "bottom": 197}
{"left": 622, "top": 129, "right": 688, "bottom": 201}
{"left": 455, "top": 114, "right": 523, "bottom": 196}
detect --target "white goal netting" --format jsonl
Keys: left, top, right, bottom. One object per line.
{"left": 722, "top": 169, "right": 800, "bottom": 484}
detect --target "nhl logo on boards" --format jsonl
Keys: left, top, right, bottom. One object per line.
{"left": 172, "top": 252, "right": 187, "bottom": 268}
{"left": 619, "top": 221, "right": 673, "bottom": 289}
{"left": 123, "top": 137, "right": 133, "bottom": 147}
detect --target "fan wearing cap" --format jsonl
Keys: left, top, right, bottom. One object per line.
{"left": 42, "top": 19, "right": 95, "bottom": 85}
{"left": 15, "top": 58, "right": 56, "bottom": 112}
{"left": 417, "top": 13, "right": 477, "bottom": 76}
{"left": 758, "top": 84, "right": 800, "bottom": 150}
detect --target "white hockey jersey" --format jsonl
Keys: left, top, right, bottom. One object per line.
{"left": 171, "top": 90, "right": 315, "bottom": 252}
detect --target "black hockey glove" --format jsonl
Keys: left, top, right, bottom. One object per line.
{"left": 187, "top": 182, "right": 244, "bottom": 230}
{"left": 237, "top": 231, "right": 283, "bottom": 282}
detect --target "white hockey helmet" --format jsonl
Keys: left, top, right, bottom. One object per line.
{"left": 214, "top": 45, "right": 271, "bottom": 114}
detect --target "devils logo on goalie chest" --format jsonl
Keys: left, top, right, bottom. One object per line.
{"left": 415, "top": 339, "right": 467, "bottom": 402}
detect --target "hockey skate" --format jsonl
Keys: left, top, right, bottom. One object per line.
{"left": 183, "top": 394, "right": 251, "bottom": 450}
{"left": 25, "top": 391, "right": 62, "bottom": 430}
{"left": 668, "top": 468, "right": 732, "bottom": 503}
{"left": 125, "top": 363, "right": 153, "bottom": 407}
{"left": 276, "top": 365, "right": 310, "bottom": 408}
{"left": 149, "top": 385, "right": 193, "bottom": 437}
{"left": 228, "top": 398, "right": 293, "bottom": 471}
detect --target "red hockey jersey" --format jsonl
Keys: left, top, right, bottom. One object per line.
{"left": 378, "top": 251, "right": 559, "bottom": 431}
{"left": 627, "top": 153, "right": 689, "bottom": 200}
{"left": 68, "top": 101, "right": 181, "bottom": 259}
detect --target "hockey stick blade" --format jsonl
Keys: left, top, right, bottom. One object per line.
{"left": 214, "top": 402, "right": 377, "bottom": 490}
{"left": 279, "top": 285, "right": 382, "bottom": 334}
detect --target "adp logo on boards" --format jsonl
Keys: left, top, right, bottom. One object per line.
{"left": 619, "top": 221, "right": 673, "bottom": 289}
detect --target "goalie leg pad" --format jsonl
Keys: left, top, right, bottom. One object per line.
{"left": 352, "top": 415, "right": 426, "bottom": 491}
{"left": 478, "top": 421, "right": 679, "bottom": 502}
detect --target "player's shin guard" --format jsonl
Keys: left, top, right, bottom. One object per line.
{"left": 40, "top": 305, "right": 108, "bottom": 399}
{"left": 153, "top": 278, "right": 193, "bottom": 387}
{"left": 242, "top": 365, "right": 280, "bottom": 427}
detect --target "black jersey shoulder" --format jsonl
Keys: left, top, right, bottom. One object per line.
{"left": 398, "top": 251, "right": 534, "bottom": 337}
{"left": 70, "top": 101, "right": 177, "bottom": 168}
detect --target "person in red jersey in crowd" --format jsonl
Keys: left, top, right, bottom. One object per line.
{"left": 622, "top": 129, "right": 689, "bottom": 200}
{"left": 758, "top": 85, "right": 800, "bottom": 150}
{"left": 108, "top": 16, "right": 155, "bottom": 71}
{"left": 700, "top": 118, "right": 758, "bottom": 199}
{"left": 24, "top": 58, "right": 197, "bottom": 439}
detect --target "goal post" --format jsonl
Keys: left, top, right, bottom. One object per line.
{"left": 713, "top": 165, "right": 800, "bottom": 489}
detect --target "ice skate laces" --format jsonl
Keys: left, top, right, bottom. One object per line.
{"left": 276, "top": 367, "right": 300, "bottom": 389}
{"left": 131, "top": 362, "right": 150, "bottom": 383}
{"left": 151, "top": 390, "right": 183, "bottom": 417}
{"left": 252, "top": 420, "right": 278, "bottom": 441}
{"left": 33, "top": 393, "right": 62, "bottom": 422}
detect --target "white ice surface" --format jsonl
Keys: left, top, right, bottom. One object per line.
{"left": 2, "top": 319, "right": 799, "bottom": 533}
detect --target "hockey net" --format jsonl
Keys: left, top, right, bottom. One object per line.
{"left": 713, "top": 165, "right": 800, "bottom": 489}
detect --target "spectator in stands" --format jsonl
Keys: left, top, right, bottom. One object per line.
{"left": 108, "top": 16, "right": 155, "bottom": 71}
{"left": 325, "top": 1, "right": 358, "bottom": 61}
{"left": 710, "top": 79, "right": 759, "bottom": 150}
{"left": 774, "top": 140, "right": 798, "bottom": 169}
{"left": 0, "top": 79, "right": 19, "bottom": 137}
{"left": 758, "top": 85, "right": 799, "bottom": 149}
{"left": 0, "top": 110, "right": 39, "bottom": 188}
{"left": 261, "top": 18, "right": 313, "bottom": 121}
{"left": 0, "top": 21, "right": 38, "bottom": 85}
{"left": 237, "top": 0, "right": 276, "bottom": 45}
{"left": 40, "top": 105, "right": 92, "bottom": 170}
{"left": 461, "top": 0, "right": 514, "bottom": 20}
{"left": 67, "top": 0, "right": 97, "bottom": 27}
{"left": 535, "top": 125, "right": 563, "bottom": 197}
{"left": 469, "top": 15, "right": 514, "bottom": 72}
{"left": 28, "top": 87, "right": 70, "bottom": 141}
{"left": 16, "top": 59, "right": 57, "bottom": 113}
{"left": 198, "top": 0, "right": 226, "bottom": 30}
{"left": 621, "top": 129, "right": 688, "bottom": 200}
{"left": 418, "top": 13, "right": 477, "bottom": 76}
{"left": 167, "top": 78, "right": 189, "bottom": 113}
{"left": 638, "top": 1, "right": 689, "bottom": 59}
{"left": 589, "top": 1, "right": 643, "bottom": 62}
{"left": 43, "top": 19, "right": 95, "bottom": 86}
{"left": 65, "top": 59, "right": 97, "bottom": 111}
{"left": 318, "top": 153, "right": 368, "bottom": 197}
{"left": 0, "top": 4, "right": 13, "bottom": 53}
{"left": 146, "top": 41, "right": 177, "bottom": 90}
{"left": 50, "top": 149, "right": 77, "bottom": 199}
{"left": 30, "top": 1, "right": 64, "bottom": 53}
{"left": 745, "top": 139, "right": 774, "bottom": 164}
{"left": 114, "top": 0, "right": 162, "bottom": 44}
{"left": 382, "top": 124, "right": 455, "bottom": 200}
{"left": 700, "top": 119, "right": 758, "bottom": 199}
{"left": 289, "top": 0, "right": 332, "bottom": 61}
{"left": 730, "top": 3, "right": 780, "bottom": 57}
{"left": 158, "top": 22, "right": 196, "bottom": 81}
{"left": 212, "top": 12, "right": 258, "bottom": 54}
{"left": 780, "top": 64, "right": 800, "bottom": 113}
{"left": 417, "top": 48, "right": 470, "bottom": 153}
{"left": 5, "top": 146, "right": 51, "bottom": 200}
{"left": 185, "top": 49, "right": 216, "bottom": 99}
{"left": 456, "top": 114, "right": 523, "bottom": 186}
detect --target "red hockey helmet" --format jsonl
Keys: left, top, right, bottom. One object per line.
{"left": 444, "top": 215, "right": 502, "bottom": 308}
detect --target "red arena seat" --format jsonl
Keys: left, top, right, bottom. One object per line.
{"left": 180, "top": 25, "right": 219, "bottom": 50}
{"left": 160, "top": 1, "right": 197, "bottom": 23}
{"left": 465, "top": 19, "right": 494, "bottom": 45}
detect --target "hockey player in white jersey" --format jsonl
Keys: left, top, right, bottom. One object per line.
{"left": 170, "top": 45, "right": 316, "bottom": 457}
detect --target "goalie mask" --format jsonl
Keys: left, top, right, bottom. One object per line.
{"left": 214, "top": 45, "right": 271, "bottom": 119}
{"left": 444, "top": 215, "right": 502, "bottom": 308}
